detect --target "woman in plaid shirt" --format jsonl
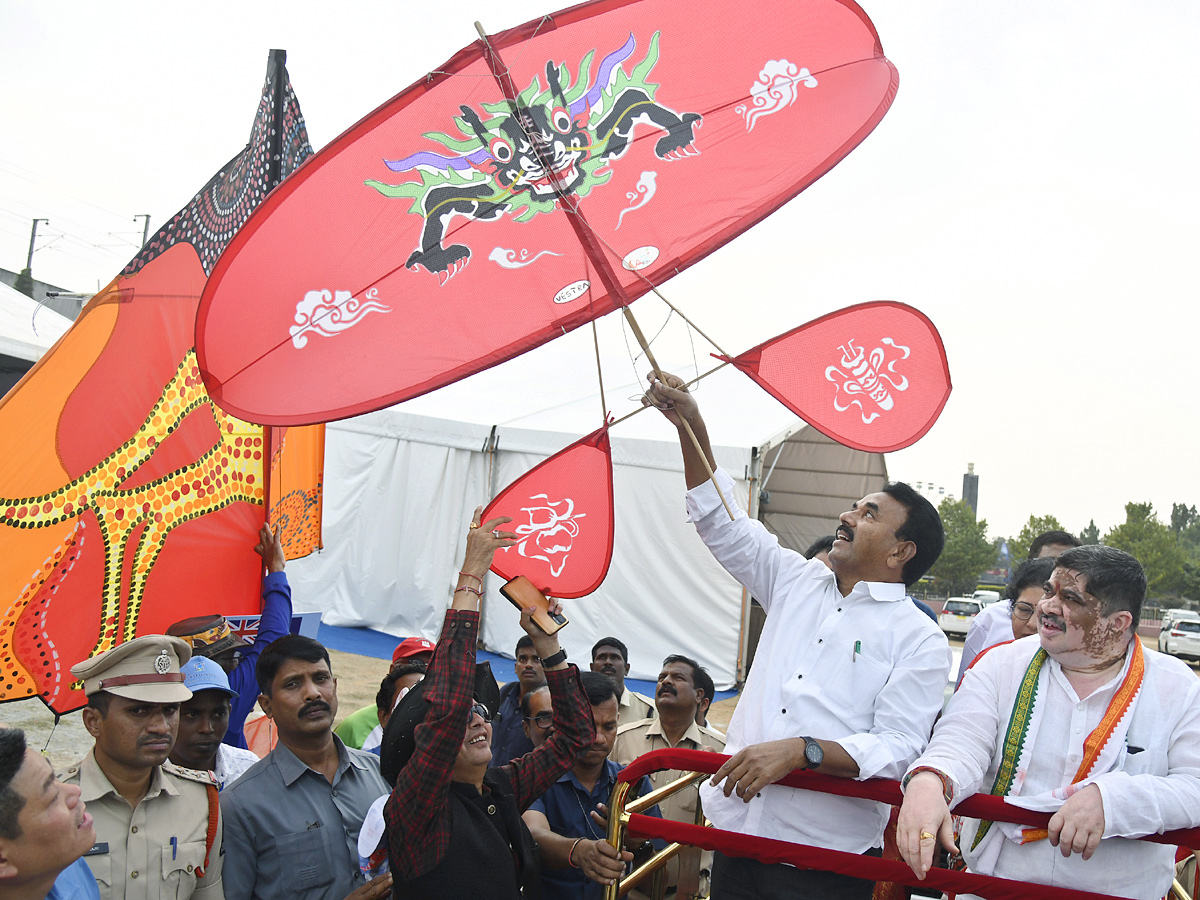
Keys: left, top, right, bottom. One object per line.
{"left": 382, "top": 509, "right": 595, "bottom": 899}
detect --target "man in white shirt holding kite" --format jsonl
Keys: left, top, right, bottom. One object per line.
{"left": 645, "top": 372, "right": 950, "bottom": 900}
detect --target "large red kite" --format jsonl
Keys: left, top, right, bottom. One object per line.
{"left": 196, "top": 0, "right": 899, "bottom": 425}
{"left": 0, "top": 51, "right": 324, "bottom": 715}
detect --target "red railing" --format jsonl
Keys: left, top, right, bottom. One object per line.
{"left": 605, "top": 748, "right": 1197, "bottom": 900}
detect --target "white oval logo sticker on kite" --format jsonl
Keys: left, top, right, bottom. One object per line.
{"left": 554, "top": 280, "right": 590, "bottom": 304}
{"left": 622, "top": 246, "right": 659, "bottom": 271}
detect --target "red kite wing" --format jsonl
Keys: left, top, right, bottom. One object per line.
{"left": 0, "top": 52, "right": 323, "bottom": 715}
{"left": 482, "top": 428, "right": 614, "bottom": 599}
{"left": 725, "top": 302, "right": 951, "bottom": 452}
{"left": 197, "top": 0, "right": 898, "bottom": 424}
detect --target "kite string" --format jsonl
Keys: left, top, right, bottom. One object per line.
{"left": 546, "top": 154, "right": 734, "bottom": 362}
{"left": 607, "top": 360, "right": 730, "bottom": 430}
{"left": 591, "top": 319, "right": 607, "bottom": 425}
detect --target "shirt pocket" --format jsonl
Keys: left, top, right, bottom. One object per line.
{"left": 824, "top": 647, "right": 892, "bottom": 730}
{"left": 275, "top": 826, "right": 335, "bottom": 892}
{"left": 84, "top": 853, "right": 114, "bottom": 899}
{"left": 161, "top": 840, "right": 207, "bottom": 900}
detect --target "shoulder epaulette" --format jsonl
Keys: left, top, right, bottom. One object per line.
{"left": 163, "top": 760, "right": 219, "bottom": 786}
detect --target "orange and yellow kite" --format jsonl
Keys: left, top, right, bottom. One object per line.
{"left": 0, "top": 50, "right": 323, "bottom": 715}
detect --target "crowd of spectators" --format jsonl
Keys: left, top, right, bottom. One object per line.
{"left": 4, "top": 384, "right": 1198, "bottom": 900}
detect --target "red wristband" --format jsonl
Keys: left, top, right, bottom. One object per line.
{"left": 903, "top": 766, "right": 953, "bottom": 805}
{"left": 567, "top": 837, "right": 584, "bottom": 868}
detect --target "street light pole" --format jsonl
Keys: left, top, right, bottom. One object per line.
{"left": 135, "top": 214, "right": 151, "bottom": 248}
{"left": 26, "top": 218, "right": 49, "bottom": 271}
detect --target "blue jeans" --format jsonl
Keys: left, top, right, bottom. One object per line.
{"left": 710, "top": 848, "right": 881, "bottom": 900}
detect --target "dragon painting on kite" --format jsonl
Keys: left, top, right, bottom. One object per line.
{"left": 368, "top": 33, "right": 701, "bottom": 280}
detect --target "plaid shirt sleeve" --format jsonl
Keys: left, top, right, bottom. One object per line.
{"left": 384, "top": 608, "right": 477, "bottom": 879}
{"left": 504, "top": 662, "right": 596, "bottom": 811}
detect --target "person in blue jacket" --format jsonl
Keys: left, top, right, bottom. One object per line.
{"left": 168, "top": 522, "right": 293, "bottom": 748}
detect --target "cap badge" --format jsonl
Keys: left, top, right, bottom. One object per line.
{"left": 154, "top": 650, "right": 172, "bottom": 675}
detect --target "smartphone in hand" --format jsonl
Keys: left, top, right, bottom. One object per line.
{"left": 500, "top": 575, "right": 568, "bottom": 635}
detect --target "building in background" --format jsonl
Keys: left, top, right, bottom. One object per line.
{"left": 962, "top": 462, "right": 979, "bottom": 516}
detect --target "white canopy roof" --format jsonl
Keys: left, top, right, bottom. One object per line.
{"left": 0, "top": 280, "right": 72, "bottom": 363}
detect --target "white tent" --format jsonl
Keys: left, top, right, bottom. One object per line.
{"left": 288, "top": 408, "right": 887, "bottom": 689}
{"left": 0, "top": 280, "right": 72, "bottom": 364}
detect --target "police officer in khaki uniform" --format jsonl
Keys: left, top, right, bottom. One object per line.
{"left": 58, "top": 635, "right": 224, "bottom": 900}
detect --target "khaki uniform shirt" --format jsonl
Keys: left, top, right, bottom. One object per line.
{"left": 59, "top": 751, "right": 224, "bottom": 900}
{"left": 613, "top": 717, "right": 726, "bottom": 894}
{"left": 617, "top": 687, "right": 655, "bottom": 729}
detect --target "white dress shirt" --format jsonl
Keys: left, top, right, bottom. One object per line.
{"left": 690, "top": 468, "right": 951, "bottom": 853}
{"left": 215, "top": 743, "right": 261, "bottom": 791}
{"left": 911, "top": 635, "right": 1200, "bottom": 900}
{"left": 956, "top": 602, "right": 1014, "bottom": 685}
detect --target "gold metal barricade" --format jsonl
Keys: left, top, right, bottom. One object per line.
{"left": 1170, "top": 850, "right": 1198, "bottom": 900}
{"left": 604, "top": 769, "right": 710, "bottom": 900}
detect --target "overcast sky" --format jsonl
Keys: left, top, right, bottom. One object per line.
{"left": 2, "top": 0, "right": 1197, "bottom": 541}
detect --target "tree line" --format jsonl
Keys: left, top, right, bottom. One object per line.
{"left": 924, "top": 498, "right": 1200, "bottom": 603}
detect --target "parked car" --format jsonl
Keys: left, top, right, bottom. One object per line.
{"left": 939, "top": 598, "right": 982, "bottom": 637}
{"left": 972, "top": 590, "right": 1002, "bottom": 607}
{"left": 1159, "top": 609, "right": 1200, "bottom": 654}
{"left": 1160, "top": 619, "right": 1200, "bottom": 662}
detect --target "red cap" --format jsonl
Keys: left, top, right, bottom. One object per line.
{"left": 392, "top": 636, "right": 435, "bottom": 664}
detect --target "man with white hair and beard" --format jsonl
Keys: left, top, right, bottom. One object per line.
{"left": 898, "top": 545, "right": 1200, "bottom": 899}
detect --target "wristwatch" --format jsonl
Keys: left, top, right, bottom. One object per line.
{"left": 540, "top": 648, "right": 568, "bottom": 668}
{"left": 801, "top": 736, "right": 823, "bottom": 770}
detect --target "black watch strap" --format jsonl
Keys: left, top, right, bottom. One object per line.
{"left": 801, "top": 735, "right": 823, "bottom": 770}
{"left": 540, "top": 648, "right": 568, "bottom": 668}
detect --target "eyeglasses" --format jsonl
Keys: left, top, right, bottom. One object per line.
{"left": 470, "top": 701, "right": 492, "bottom": 723}
{"left": 1012, "top": 602, "right": 1037, "bottom": 621}
{"left": 523, "top": 711, "right": 554, "bottom": 729}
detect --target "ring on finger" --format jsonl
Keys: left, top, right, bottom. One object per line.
{"left": 469, "top": 522, "right": 479, "bottom": 530}
{"left": 919, "top": 831, "right": 935, "bottom": 841}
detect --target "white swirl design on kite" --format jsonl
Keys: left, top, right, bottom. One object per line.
{"left": 615, "top": 171, "right": 658, "bottom": 229}
{"left": 488, "top": 247, "right": 563, "bottom": 269}
{"left": 290, "top": 288, "right": 390, "bottom": 349}
{"left": 825, "top": 337, "right": 910, "bottom": 424}
{"left": 736, "top": 60, "right": 818, "bottom": 132}
{"left": 500, "top": 494, "right": 586, "bottom": 578}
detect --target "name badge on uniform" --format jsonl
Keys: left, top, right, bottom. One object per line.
{"left": 84, "top": 842, "right": 110, "bottom": 856}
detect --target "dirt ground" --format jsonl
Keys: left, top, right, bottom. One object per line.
{"left": 4, "top": 647, "right": 738, "bottom": 769}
